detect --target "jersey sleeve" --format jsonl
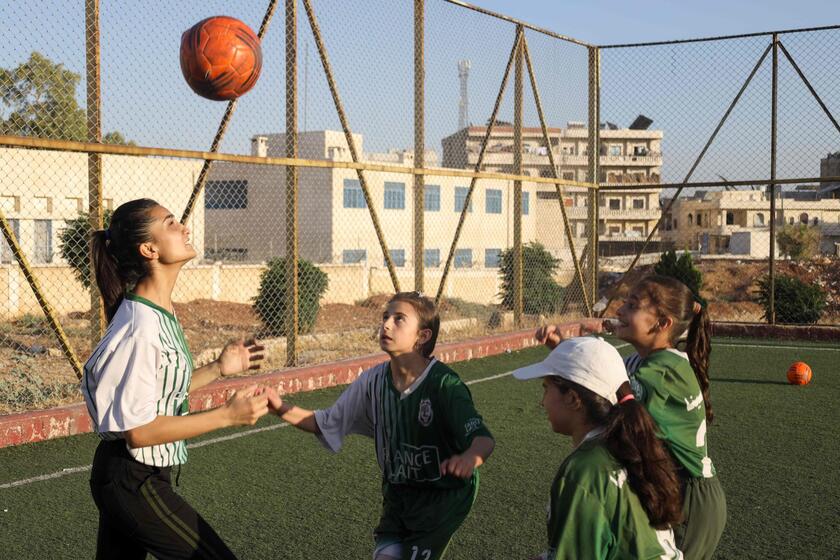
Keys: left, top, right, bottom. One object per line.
{"left": 547, "top": 477, "right": 613, "bottom": 560}
{"left": 314, "top": 368, "right": 375, "bottom": 452}
{"left": 441, "top": 379, "right": 493, "bottom": 451}
{"left": 90, "top": 336, "right": 160, "bottom": 433}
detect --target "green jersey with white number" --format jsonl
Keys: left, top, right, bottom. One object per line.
{"left": 314, "top": 359, "right": 493, "bottom": 490}
{"left": 625, "top": 349, "right": 715, "bottom": 478}
{"left": 545, "top": 433, "right": 683, "bottom": 560}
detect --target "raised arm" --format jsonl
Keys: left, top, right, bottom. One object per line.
{"left": 125, "top": 385, "right": 268, "bottom": 448}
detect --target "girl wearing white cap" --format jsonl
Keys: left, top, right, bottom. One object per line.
{"left": 514, "top": 337, "right": 684, "bottom": 560}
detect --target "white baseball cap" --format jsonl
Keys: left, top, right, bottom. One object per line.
{"left": 513, "top": 337, "right": 629, "bottom": 405}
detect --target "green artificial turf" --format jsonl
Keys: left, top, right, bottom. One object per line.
{"left": 0, "top": 339, "right": 837, "bottom": 559}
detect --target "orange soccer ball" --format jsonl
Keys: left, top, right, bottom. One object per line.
{"left": 786, "top": 361, "right": 813, "bottom": 385}
{"left": 180, "top": 16, "right": 262, "bottom": 101}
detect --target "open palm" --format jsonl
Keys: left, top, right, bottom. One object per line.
{"left": 218, "top": 338, "right": 266, "bottom": 376}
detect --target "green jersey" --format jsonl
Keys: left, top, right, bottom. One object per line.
{"left": 546, "top": 433, "right": 683, "bottom": 560}
{"left": 314, "top": 359, "right": 493, "bottom": 490}
{"left": 625, "top": 350, "right": 715, "bottom": 478}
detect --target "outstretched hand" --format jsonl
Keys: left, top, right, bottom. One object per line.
{"left": 535, "top": 321, "right": 608, "bottom": 349}
{"left": 224, "top": 384, "right": 269, "bottom": 426}
{"left": 218, "top": 338, "right": 266, "bottom": 377}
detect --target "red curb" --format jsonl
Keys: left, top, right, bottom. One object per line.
{"left": 0, "top": 320, "right": 599, "bottom": 449}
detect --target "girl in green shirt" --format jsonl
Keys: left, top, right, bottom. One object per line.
{"left": 514, "top": 337, "right": 684, "bottom": 560}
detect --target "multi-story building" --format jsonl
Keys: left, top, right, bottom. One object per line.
{"left": 441, "top": 121, "right": 664, "bottom": 255}
{"left": 820, "top": 151, "right": 840, "bottom": 198}
{"left": 661, "top": 189, "right": 840, "bottom": 256}
{"left": 0, "top": 148, "right": 205, "bottom": 266}
{"left": 205, "top": 130, "right": 538, "bottom": 270}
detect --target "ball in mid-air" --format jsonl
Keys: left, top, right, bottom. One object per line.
{"left": 786, "top": 361, "right": 812, "bottom": 385}
{"left": 180, "top": 16, "right": 262, "bottom": 101}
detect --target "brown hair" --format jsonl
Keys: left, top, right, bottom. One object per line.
{"left": 387, "top": 292, "right": 440, "bottom": 358}
{"left": 634, "top": 275, "right": 714, "bottom": 424}
{"left": 90, "top": 199, "right": 159, "bottom": 322}
{"left": 550, "top": 377, "right": 684, "bottom": 529}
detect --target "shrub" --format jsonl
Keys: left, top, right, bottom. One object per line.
{"left": 58, "top": 210, "right": 113, "bottom": 289}
{"left": 499, "top": 242, "right": 564, "bottom": 315}
{"left": 756, "top": 274, "right": 825, "bottom": 324}
{"left": 654, "top": 249, "right": 702, "bottom": 297}
{"left": 776, "top": 224, "right": 820, "bottom": 260}
{"left": 253, "top": 258, "right": 329, "bottom": 336}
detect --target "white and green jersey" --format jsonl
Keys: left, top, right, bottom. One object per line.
{"left": 625, "top": 349, "right": 715, "bottom": 478}
{"left": 545, "top": 432, "right": 683, "bottom": 560}
{"left": 82, "top": 293, "right": 194, "bottom": 467}
{"left": 314, "top": 359, "right": 493, "bottom": 490}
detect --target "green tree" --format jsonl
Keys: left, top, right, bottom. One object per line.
{"left": 0, "top": 52, "right": 130, "bottom": 143}
{"left": 58, "top": 210, "right": 112, "bottom": 289}
{"left": 756, "top": 274, "right": 825, "bottom": 324}
{"left": 499, "top": 242, "right": 564, "bottom": 315}
{"left": 253, "top": 258, "right": 329, "bottom": 336}
{"left": 776, "top": 224, "right": 820, "bottom": 260}
{"left": 654, "top": 249, "right": 703, "bottom": 302}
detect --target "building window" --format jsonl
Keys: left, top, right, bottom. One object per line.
{"left": 726, "top": 211, "right": 734, "bottom": 225}
{"left": 632, "top": 198, "right": 645, "bottom": 209}
{"left": 484, "top": 248, "right": 501, "bottom": 268}
{"left": 609, "top": 199, "right": 621, "bottom": 210}
{"left": 454, "top": 187, "right": 473, "bottom": 213}
{"left": 424, "top": 248, "right": 440, "bottom": 268}
{"left": 424, "top": 185, "right": 440, "bottom": 211}
{"left": 387, "top": 249, "right": 405, "bottom": 267}
{"left": 609, "top": 145, "right": 622, "bottom": 156}
{"left": 383, "top": 182, "right": 405, "bottom": 210}
{"left": 688, "top": 213, "right": 694, "bottom": 225}
{"left": 34, "top": 220, "right": 53, "bottom": 263}
{"left": 754, "top": 213, "right": 765, "bottom": 226}
{"left": 343, "top": 179, "right": 366, "bottom": 208}
{"left": 486, "top": 189, "right": 502, "bottom": 214}
{"left": 522, "top": 192, "right": 530, "bottom": 215}
{"left": 562, "top": 171, "right": 575, "bottom": 181}
{"left": 454, "top": 248, "right": 472, "bottom": 268}
{"left": 205, "top": 180, "right": 248, "bottom": 209}
{"left": 608, "top": 225, "right": 621, "bottom": 235}
{"left": 0, "top": 219, "right": 20, "bottom": 263}
{"left": 673, "top": 219, "right": 678, "bottom": 229}
{"left": 342, "top": 249, "right": 366, "bottom": 264}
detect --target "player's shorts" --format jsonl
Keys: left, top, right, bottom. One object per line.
{"left": 674, "top": 475, "right": 727, "bottom": 560}
{"left": 374, "top": 476, "right": 478, "bottom": 560}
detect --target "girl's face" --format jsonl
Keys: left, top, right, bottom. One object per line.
{"left": 615, "top": 289, "right": 665, "bottom": 347}
{"left": 379, "top": 300, "right": 430, "bottom": 357}
{"left": 541, "top": 378, "right": 577, "bottom": 435}
{"left": 145, "top": 205, "right": 196, "bottom": 265}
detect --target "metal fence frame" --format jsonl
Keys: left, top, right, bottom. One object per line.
{"left": 0, "top": 1, "right": 837, "bottom": 378}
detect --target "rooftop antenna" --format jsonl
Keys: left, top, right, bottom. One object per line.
{"left": 458, "top": 60, "right": 471, "bottom": 130}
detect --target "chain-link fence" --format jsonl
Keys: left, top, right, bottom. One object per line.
{"left": 0, "top": 2, "right": 837, "bottom": 413}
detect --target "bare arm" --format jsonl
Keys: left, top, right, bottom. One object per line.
{"left": 189, "top": 360, "right": 222, "bottom": 392}
{"left": 264, "top": 388, "right": 321, "bottom": 434}
{"left": 440, "top": 436, "right": 495, "bottom": 479}
{"left": 125, "top": 385, "right": 268, "bottom": 448}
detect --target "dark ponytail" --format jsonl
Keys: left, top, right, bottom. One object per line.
{"left": 550, "top": 378, "right": 684, "bottom": 529}
{"left": 636, "top": 275, "right": 714, "bottom": 424}
{"left": 686, "top": 305, "right": 712, "bottom": 424}
{"left": 90, "top": 199, "right": 159, "bottom": 322}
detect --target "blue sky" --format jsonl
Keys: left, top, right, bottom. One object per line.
{"left": 0, "top": 0, "right": 837, "bottom": 183}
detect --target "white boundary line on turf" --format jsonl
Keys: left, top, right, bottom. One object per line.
{"left": 1, "top": 359, "right": 547, "bottom": 491}
{"left": 1, "top": 342, "right": 636, "bottom": 491}
{"left": 714, "top": 342, "right": 840, "bottom": 352}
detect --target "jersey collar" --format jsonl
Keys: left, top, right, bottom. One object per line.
{"left": 391, "top": 358, "right": 437, "bottom": 400}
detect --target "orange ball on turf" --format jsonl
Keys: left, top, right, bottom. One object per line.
{"left": 786, "top": 361, "right": 812, "bottom": 385}
{"left": 180, "top": 16, "right": 262, "bottom": 101}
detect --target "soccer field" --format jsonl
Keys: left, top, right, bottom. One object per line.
{"left": 1, "top": 337, "right": 838, "bottom": 559}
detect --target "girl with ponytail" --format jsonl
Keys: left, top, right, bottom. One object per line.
{"left": 537, "top": 274, "right": 726, "bottom": 559}
{"left": 514, "top": 337, "right": 684, "bottom": 560}
{"left": 83, "top": 199, "right": 271, "bottom": 559}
